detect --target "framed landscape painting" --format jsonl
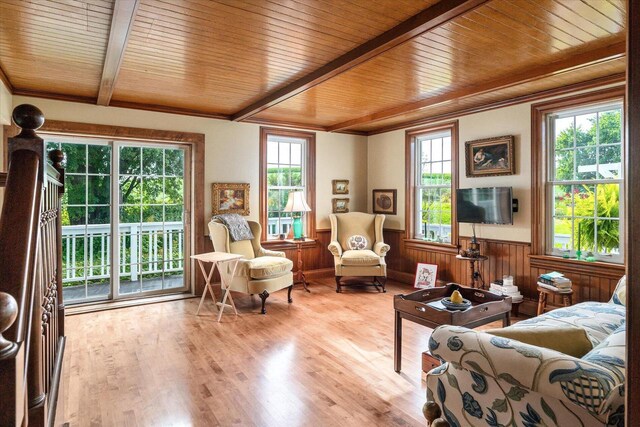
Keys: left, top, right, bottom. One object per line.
{"left": 211, "top": 183, "right": 250, "bottom": 216}
{"left": 332, "top": 179, "right": 349, "bottom": 194}
{"left": 332, "top": 198, "right": 350, "bottom": 213}
{"left": 465, "top": 135, "right": 515, "bottom": 177}
{"left": 414, "top": 263, "right": 438, "bottom": 289}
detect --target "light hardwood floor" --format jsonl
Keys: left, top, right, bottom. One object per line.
{"left": 61, "top": 278, "right": 512, "bottom": 426}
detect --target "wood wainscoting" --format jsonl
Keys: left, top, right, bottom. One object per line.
{"left": 382, "top": 229, "right": 625, "bottom": 316}
{"left": 203, "top": 228, "right": 624, "bottom": 316}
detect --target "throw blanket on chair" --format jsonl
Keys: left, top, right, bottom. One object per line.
{"left": 213, "top": 213, "right": 254, "bottom": 242}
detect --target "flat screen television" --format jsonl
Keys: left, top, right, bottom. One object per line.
{"left": 456, "top": 187, "right": 513, "bottom": 224}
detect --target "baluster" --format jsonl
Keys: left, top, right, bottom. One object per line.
{"left": 89, "top": 234, "right": 94, "bottom": 280}
{"left": 168, "top": 230, "right": 174, "bottom": 270}
{"left": 71, "top": 236, "right": 77, "bottom": 280}
{"left": 179, "top": 230, "right": 183, "bottom": 269}
{"left": 65, "top": 236, "right": 70, "bottom": 280}
{"left": 131, "top": 224, "right": 138, "bottom": 282}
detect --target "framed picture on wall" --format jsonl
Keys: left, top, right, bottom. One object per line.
{"left": 372, "top": 189, "right": 397, "bottom": 215}
{"left": 414, "top": 263, "right": 438, "bottom": 289}
{"left": 332, "top": 198, "right": 350, "bottom": 213}
{"left": 332, "top": 179, "right": 349, "bottom": 194}
{"left": 465, "top": 135, "right": 515, "bottom": 177}
{"left": 211, "top": 183, "right": 250, "bottom": 216}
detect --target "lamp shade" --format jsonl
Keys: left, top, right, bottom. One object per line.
{"left": 283, "top": 191, "right": 311, "bottom": 213}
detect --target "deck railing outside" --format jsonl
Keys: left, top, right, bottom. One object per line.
{"left": 62, "top": 221, "right": 184, "bottom": 284}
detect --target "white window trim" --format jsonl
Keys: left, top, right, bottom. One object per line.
{"left": 545, "top": 102, "right": 625, "bottom": 264}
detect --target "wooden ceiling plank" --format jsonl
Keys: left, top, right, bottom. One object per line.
{"left": 125, "top": 23, "right": 331, "bottom": 68}
{"left": 479, "top": 4, "right": 569, "bottom": 51}
{"left": 327, "top": 41, "right": 626, "bottom": 132}
{"left": 0, "top": 2, "right": 112, "bottom": 29}
{"left": 363, "top": 72, "right": 626, "bottom": 135}
{"left": 230, "top": 0, "right": 489, "bottom": 121}
{"left": 135, "top": 5, "right": 361, "bottom": 56}
{"left": 96, "top": 0, "right": 140, "bottom": 106}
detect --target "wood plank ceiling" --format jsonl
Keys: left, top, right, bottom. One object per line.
{"left": 0, "top": 0, "right": 627, "bottom": 134}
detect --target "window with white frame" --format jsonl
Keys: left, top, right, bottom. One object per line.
{"left": 547, "top": 102, "right": 624, "bottom": 263}
{"left": 414, "top": 129, "right": 453, "bottom": 243}
{"left": 266, "top": 134, "right": 306, "bottom": 239}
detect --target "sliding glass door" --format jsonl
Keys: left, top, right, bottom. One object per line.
{"left": 117, "top": 144, "right": 186, "bottom": 297}
{"left": 47, "top": 138, "right": 189, "bottom": 304}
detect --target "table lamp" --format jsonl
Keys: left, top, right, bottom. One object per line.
{"left": 284, "top": 190, "right": 311, "bottom": 240}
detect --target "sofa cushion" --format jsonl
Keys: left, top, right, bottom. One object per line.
{"left": 513, "top": 301, "right": 626, "bottom": 346}
{"left": 247, "top": 256, "right": 293, "bottom": 279}
{"left": 485, "top": 326, "right": 593, "bottom": 358}
{"left": 341, "top": 249, "right": 380, "bottom": 266}
{"left": 609, "top": 275, "right": 626, "bottom": 306}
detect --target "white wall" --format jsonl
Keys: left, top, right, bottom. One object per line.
{"left": 0, "top": 80, "right": 11, "bottom": 212}
{"left": 368, "top": 103, "right": 533, "bottom": 242}
{"left": 11, "top": 96, "right": 368, "bottom": 230}
{"left": 0, "top": 79, "right": 12, "bottom": 170}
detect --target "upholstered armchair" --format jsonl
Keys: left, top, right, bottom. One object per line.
{"left": 208, "top": 219, "right": 294, "bottom": 314}
{"left": 328, "top": 212, "right": 390, "bottom": 293}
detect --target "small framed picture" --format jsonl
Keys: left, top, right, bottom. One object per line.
{"left": 414, "top": 263, "right": 438, "bottom": 289}
{"left": 372, "top": 189, "right": 397, "bottom": 215}
{"left": 332, "top": 198, "right": 349, "bottom": 213}
{"left": 332, "top": 179, "right": 349, "bottom": 194}
{"left": 465, "top": 135, "right": 515, "bottom": 177}
{"left": 211, "top": 183, "right": 250, "bottom": 216}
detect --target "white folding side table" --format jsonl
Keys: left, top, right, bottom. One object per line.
{"left": 192, "top": 252, "right": 243, "bottom": 322}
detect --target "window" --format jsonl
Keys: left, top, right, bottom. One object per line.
{"left": 260, "top": 127, "right": 316, "bottom": 241}
{"left": 546, "top": 102, "right": 624, "bottom": 263}
{"left": 406, "top": 122, "right": 458, "bottom": 245}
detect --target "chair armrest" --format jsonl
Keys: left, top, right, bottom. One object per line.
{"left": 328, "top": 241, "right": 342, "bottom": 257}
{"left": 429, "top": 325, "right": 623, "bottom": 416}
{"left": 257, "top": 247, "right": 285, "bottom": 258}
{"left": 373, "top": 241, "right": 390, "bottom": 257}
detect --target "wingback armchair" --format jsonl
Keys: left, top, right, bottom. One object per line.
{"left": 208, "top": 219, "right": 294, "bottom": 314}
{"left": 328, "top": 212, "right": 390, "bottom": 293}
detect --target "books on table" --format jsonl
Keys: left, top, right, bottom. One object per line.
{"left": 489, "top": 281, "right": 523, "bottom": 303}
{"left": 537, "top": 271, "right": 573, "bottom": 292}
{"left": 537, "top": 282, "right": 573, "bottom": 293}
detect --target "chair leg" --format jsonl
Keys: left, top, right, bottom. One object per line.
{"left": 287, "top": 285, "right": 293, "bottom": 303}
{"left": 379, "top": 276, "right": 387, "bottom": 293}
{"left": 373, "top": 276, "right": 387, "bottom": 292}
{"left": 335, "top": 276, "right": 342, "bottom": 293}
{"left": 259, "top": 290, "right": 269, "bottom": 314}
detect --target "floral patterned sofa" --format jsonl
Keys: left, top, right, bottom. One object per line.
{"left": 425, "top": 276, "right": 626, "bottom": 427}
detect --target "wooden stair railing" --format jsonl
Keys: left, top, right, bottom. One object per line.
{"left": 0, "top": 104, "right": 66, "bottom": 427}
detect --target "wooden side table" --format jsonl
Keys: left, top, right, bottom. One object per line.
{"left": 285, "top": 238, "right": 314, "bottom": 292}
{"left": 536, "top": 284, "right": 573, "bottom": 316}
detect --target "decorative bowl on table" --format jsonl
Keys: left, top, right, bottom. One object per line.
{"left": 441, "top": 297, "right": 472, "bottom": 310}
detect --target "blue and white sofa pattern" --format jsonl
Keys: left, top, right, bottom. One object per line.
{"left": 425, "top": 277, "right": 626, "bottom": 427}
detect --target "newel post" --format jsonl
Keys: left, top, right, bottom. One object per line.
{"left": 8, "top": 104, "right": 46, "bottom": 181}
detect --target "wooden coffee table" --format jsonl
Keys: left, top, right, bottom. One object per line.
{"left": 393, "top": 283, "right": 512, "bottom": 372}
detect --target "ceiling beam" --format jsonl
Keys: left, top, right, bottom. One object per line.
{"left": 327, "top": 41, "right": 627, "bottom": 132}
{"left": 230, "top": 0, "right": 489, "bottom": 122}
{"left": 96, "top": 0, "right": 140, "bottom": 106}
